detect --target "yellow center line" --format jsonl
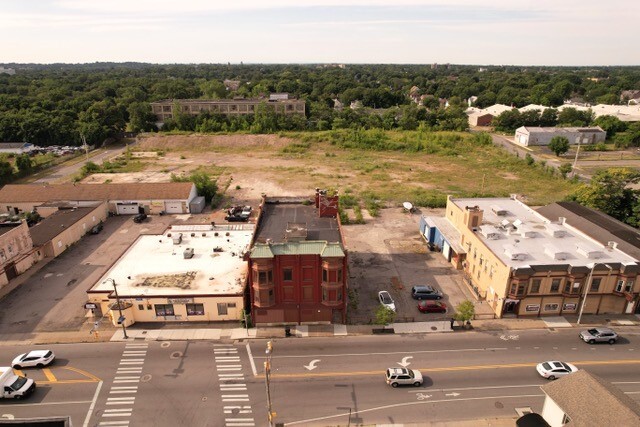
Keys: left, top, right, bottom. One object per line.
{"left": 38, "top": 380, "right": 99, "bottom": 385}
{"left": 263, "top": 359, "right": 640, "bottom": 379}
{"left": 12, "top": 368, "right": 24, "bottom": 377}
{"left": 61, "top": 366, "right": 102, "bottom": 382}
{"left": 42, "top": 368, "right": 57, "bottom": 382}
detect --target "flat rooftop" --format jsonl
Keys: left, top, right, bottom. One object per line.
{"left": 30, "top": 207, "right": 98, "bottom": 246}
{"left": 91, "top": 224, "right": 253, "bottom": 297}
{"left": 450, "top": 197, "right": 638, "bottom": 269}
{"left": 254, "top": 199, "right": 342, "bottom": 244}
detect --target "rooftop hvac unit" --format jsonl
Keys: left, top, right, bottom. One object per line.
{"left": 544, "top": 244, "right": 569, "bottom": 261}
{"left": 576, "top": 243, "right": 604, "bottom": 259}
{"left": 491, "top": 205, "right": 507, "bottom": 216}
{"left": 479, "top": 225, "right": 501, "bottom": 240}
{"left": 545, "top": 223, "right": 566, "bottom": 238}
{"left": 500, "top": 219, "right": 513, "bottom": 229}
{"left": 513, "top": 218, "right": 523, "bottom": 228}
{"left": 504, "top": 244, "right": 527, "bottom": 261}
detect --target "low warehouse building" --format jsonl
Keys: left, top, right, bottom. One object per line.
{"left": 0, "top": 182, "right": 196, "bottom": 216}
{"left": 86, "top": 224, "right": 253, "bottom": 325}
{"left": 515, "top": 126, "right": 606, "bottom": 146}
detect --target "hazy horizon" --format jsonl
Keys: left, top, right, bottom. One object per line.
{"left": 2, "top": 0, "right": 640, "bottom": 66}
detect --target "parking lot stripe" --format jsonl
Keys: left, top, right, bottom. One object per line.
{"left": 42, "top": 368, "right": 57, "bottom": 382}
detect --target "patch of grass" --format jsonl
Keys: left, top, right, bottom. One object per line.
{"left": 280, "top": 142, "right": 311, "bottom": 154}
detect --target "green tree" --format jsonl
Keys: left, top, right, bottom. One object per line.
{"left": 127, "top": 102, "right": 156, "bottom": 132}
{"left": 0, "top": 160, "right": 15, "bottom": 185}
{"left": 593, "top": 115, "right": 627, "bottom": 139}
{"left": 454, "top": 300, "right": 475, "bottom": 326}
{"left": 172, "top": 170, "right": 219, "bottom": 204}
{"left": 568, "top": 168, "right": 640, "bottom": 226}
{"left": 548, "top": 136, "right": 570, "bottom": 156}
{"left": 15, "top": 154, "right": 33, "bottom": 175}
{"left": 558, "top": 163, "right": 573, "bottom": 178}
{"left": 375, "top": 306, "right": 396, "bottom": 325}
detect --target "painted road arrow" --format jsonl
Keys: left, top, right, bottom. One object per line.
{"left": 398, "top": 356, "right": 413, "bottom": 367}
{"left": 445, "top": 392, "right": 461, "bottom": 397}
{"left": 304, "top": 359, "right": 321, "bottom": 371}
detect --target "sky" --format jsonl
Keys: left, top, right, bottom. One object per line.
{"left": 2, "top": 0, "right": 639, "bottom": 66}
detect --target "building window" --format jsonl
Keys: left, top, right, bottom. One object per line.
{"left": 228, "top": 303, "right": 236, "bottom": 308}
{"left": 590, "top": 278, "right": 601, "bottom": 292}
{"left": 625, "top": 280, "right": 634, "bottom": 293}
{"left": 138, "top": 304, "right": 144, "bottom": 310}
{"left": 337, "top": 269, "right": 343, "bottom": 283}
{"left": 302, "top": 286, "right": 313, "bottom": 302}
{"left": 187, "top": 304, "right": 205, "bottom": 316}
{"left": 616, "top": 280, "right": 625, "bottom": 293}
{"left": 322, "top": 269, "right": 327, "bottom": 282}
{"left": 217, "top": 303, "right": 228, "bottom": 315}
{"left": 155, "top": 304, "right": 174, "bottom": 316}
{"left": 337, "top": 289, "right": 343, "bottom": 301}
{"left": 550, "top": 279, "right": 561, "bottom": 292}
{"left": 302, "top": 267, "right": 314, "bottom": 282}
{"left": 530, "top": 279, "right": 541, "bottom": 294}
{"left": 257, "top": 270, "right": 273, "bottom": 285}
{"left": 283, "top": 268, "right": 293, "bottom": 281}
{"left": 563, "top": 282, "right": 572, "bottom": 293}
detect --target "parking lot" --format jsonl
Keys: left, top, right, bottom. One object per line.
{"left": 343, "top": 207, "right": 474, "bottom": 324}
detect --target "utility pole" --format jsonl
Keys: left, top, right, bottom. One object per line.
{"left": 108, "top": 278, "right": 129, "bottom": 339}
{"left": 571, "top": 139, "right": 582, "bottom": 178}
{"left": 80, "top": 133, "right": 89, "bottom": 163}
{"left": 264, "top": 341, "right": 275, "bottom": 426}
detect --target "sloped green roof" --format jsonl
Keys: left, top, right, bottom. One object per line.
{"left": 250, "top": 241, "right": 344, "bottom": 258}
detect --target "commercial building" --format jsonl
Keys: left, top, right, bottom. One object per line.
{"left": 248, "top": 190, "right": 348, "bottom": 325}
{"left": 0, "top": 142, "right": 35, "bottom": 155}
{"left": 420, "top": 196, "right": 640, "bottom": 318}
{"left": 150, "top": 94, "right": 306, "bottom": 125}
{"left": 0, "top": 183, "right": 196, "bottom": 216}
{"left": 86, "top": 224, "right": 253, "bottom": 326}
{"left": 0, "top": 219, "right": 34, "bottom": 289}
{"left": 514, "top": 126, "right": 606, "bottom": 146}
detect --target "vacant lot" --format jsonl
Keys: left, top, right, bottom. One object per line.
{"left": 86, "top": 132, "right": 580, "bottom": 208}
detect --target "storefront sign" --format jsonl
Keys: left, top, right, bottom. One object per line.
{"left": 168, "top": 298, "right": 194, "bottom": 304}
{"left": 525, "top": 304, "right": 540, "bottom": 312}
{"left": 84, "top": 303, "right": 97, "bottom": 309}
{"left": 563, "top": 303, "right": 577, "bottom": 310}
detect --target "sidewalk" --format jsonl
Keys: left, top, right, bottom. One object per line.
{"left": 2, "top": 314, "right": 638, "bottom": 345}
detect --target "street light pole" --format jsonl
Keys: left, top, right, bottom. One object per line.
{"left": 264, "top": 341, "right": 275, "bottom": 427}
{"left": 108, "top": 278, "right": 128, "bottom": 339}
{"left": 577, "top": 263, "right": 611, "bottom": 325}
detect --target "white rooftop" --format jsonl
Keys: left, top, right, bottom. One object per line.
{"left": 91, "top": 224, "right": 254, "bottom": 297}
{"left": 450, "top": 197, "right": 637, "bottom": 269}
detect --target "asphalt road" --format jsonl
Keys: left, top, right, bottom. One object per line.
{"left": 2, "top": 328, "right": 640, "bottom": 426}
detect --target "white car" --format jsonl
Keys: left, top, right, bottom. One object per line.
{"left": 385, "top": 367, "right": 423, "bottom": 387}
{"left": 378, "top": 290, "right": 396, "bottom": 312}
{"left": 12, "top": 350, "right": 55, "bottom": 369}
{"left": 536, "top": 361, "right": 578, "bottom": 380}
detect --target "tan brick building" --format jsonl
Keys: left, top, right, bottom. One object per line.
{"left": 422, "top": 196, "right": 640, "bottom": 318}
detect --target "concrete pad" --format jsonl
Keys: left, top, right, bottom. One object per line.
{"left": 615, "top": 320, "right": 635, "bottom": 326}
{"left": 392, "top": 321, "right": 449, "bottom": 333}
{"left": 230, "top": 328, "right": 256, "bottom": 340}
{"left": 543, "top": 316, "right": 573, "bottom": 328}
{"left": 334, "top": 325, "right": 348, "bottom": 336}
{"left": 295, "top": 325, "right": 309, "bottom": 337}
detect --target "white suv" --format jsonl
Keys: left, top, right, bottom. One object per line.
{"left": 385, "top": 367, "right": 423, "bottom": 387}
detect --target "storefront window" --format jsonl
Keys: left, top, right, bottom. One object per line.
{"left": 186, "top": 303, "right": 205, "bottom": 316}
{"left": 155, "top": 304, "right": 174, "bottom": 316}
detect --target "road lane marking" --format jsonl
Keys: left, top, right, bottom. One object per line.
{"left": 285, "top": 394, "right": 546, "bottom": 426}
{"left": 252, "top": 347, "right": 509, "bottom": 360}
{"left": 264, "top": 359, "right": 640, "bottom": 379}
{"left": 98, "top": 422, "right": 129, "bottom": 426}
{"left": 12, "top": 368, "right": 24, "bottom": 376}
{"left": 246, "top": 343, "right": 258, "bottom": 376}
{"left": 1, "top": 400, "right": 92, "bottom": 407}
{"left": 63, "top": 366, "right": 101, "bottom": 382}
{"left": 83, "top": 381, "right": 103, "bottom": 427}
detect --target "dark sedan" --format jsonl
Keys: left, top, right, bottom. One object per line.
{"left": 418, "top": 301, "right": 447, "bottom": 313}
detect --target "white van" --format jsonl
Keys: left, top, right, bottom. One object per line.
{"left": 0, "top": 367, "right": 35, "bottom": 399}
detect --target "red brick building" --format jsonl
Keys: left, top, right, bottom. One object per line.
{"left": 248, "top": 190, "right": 347, "bottom": 325}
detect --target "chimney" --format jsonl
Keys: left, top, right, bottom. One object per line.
{"left": 558, "top": 217, "right": 566, "bottom": 225}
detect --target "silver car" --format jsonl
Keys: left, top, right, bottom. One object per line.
{"left": 385, "top": 367, "right": 423, "bottom": 387}
{"left": 579, "top": 327, "right": 618, "bottom": 344}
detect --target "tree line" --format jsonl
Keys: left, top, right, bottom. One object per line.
{"left": 0, "top": 63, "right": 638, "bottom": 146}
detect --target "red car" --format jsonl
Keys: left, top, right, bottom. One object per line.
{"left": 418, "top": 301, "right": 447, "bottom": 313}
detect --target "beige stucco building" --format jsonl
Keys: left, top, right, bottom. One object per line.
{"left": 87, "top": 224, "right": 253, "bottom": 327}
{"left": 422, "top": 196, "right": 640, "bottom": 318}
{"left": 0, "top": 220, "right": 35, "bottom": 289}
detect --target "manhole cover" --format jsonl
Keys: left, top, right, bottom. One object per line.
{"left": 495, "top": 401, "right": 504, "bottom": 409}
{"left": 170, "top": 351, "right": 183, "bottom": 359}
{"left": 431, "top": 326, "right": 438, "bottom": 331}
{"left": 141, "top": 374, "right": 152, "bottom": 382}
{"left": 161, "top": 342, "right": 171, "bottom": 348}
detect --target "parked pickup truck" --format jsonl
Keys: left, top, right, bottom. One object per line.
{"left": 0, "top": 367, "right": 35, "bottom": 399}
